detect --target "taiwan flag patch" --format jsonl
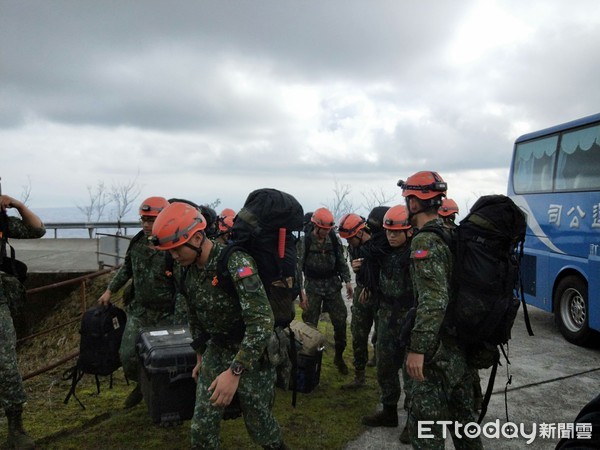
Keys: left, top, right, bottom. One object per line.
{"left": 414, "top": 249, "right": 429, "bottom": 259}
{"left": 237, "top": 266, "right": 255, "bottom": 278}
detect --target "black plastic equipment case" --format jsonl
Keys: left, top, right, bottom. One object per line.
{"left": 137, "top": 326, "right": 197, "bottom": 425}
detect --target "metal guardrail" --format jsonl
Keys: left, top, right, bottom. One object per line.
{"left": 44, "top": 221, "right": 141, "bottom": 238}
{"left": 19, "top": 268, "right": 119, "bottom": 380}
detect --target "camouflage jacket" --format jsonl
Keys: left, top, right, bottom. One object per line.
{"left": 0, "top": 215, "right": 45, "bottom": 305}
{"left": 409, "top": 218, "right": 452, "bottom": 355}
{"left": 379, "top": 244, "right": 414, "bottom": 309}
{"left": 184, "top": 242, "right": 274, "bottom": 369}
{"left": 298, "top": 231, "right": 351, "bottom": 292}
{"left": 108, "top": 231, "right": 175, "bottom": 311}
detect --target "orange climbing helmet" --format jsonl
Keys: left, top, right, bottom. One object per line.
{"left": 439, "top": 198, "right": 459, "bottom": 217}
{"left": 139, "top": 196, "right": 169, "bottom": 217}
{"left": 311, "top": 207, "right": 335, "bottom": 229}
{"left": 219, "top": 208, "right": 236, "bottom": 218}
{"left": 151, "top": 202, "right": 206, "bottom": 250}
{"left": 383, "top": 205, "right": 411, "bottom": 230}
{"left": 337, "top": 213, "right": 366, "bottom": 239}
{"left": 218, "top": 208, "right": 236, "bottom": 233}
{"left": 398, "top": 171, "right": 447, "bottom": 200}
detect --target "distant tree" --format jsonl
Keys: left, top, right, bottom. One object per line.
{"left": 360, "top": 187, "right": 397, "bottom": 214}
{"left": 77, "top": 181, "right": 111, "bottom": 222}
{"left": 20, "top": 176, "right": 32, "bottom": 205}
{"left": 206, "top": 198, "right": 221, "bottom": 210}
{"left": 324, "top": 179, "right": 355, "bottom": 221}
{"left": 111, "top": 176, "right": 142, "bottom": 228}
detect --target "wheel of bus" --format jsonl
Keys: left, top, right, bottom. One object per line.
{"left": 554, "top": 275, "right": 593, "bottom": 346}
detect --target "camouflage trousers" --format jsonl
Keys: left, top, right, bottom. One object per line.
{"left": 349, "top": 286, "right": 378, "bottom": 370}
{"left": 375, "top": 301, "right": 410, "bottom": 408}
{"left": 407, "top": 341, "right": 483, "bottom": 450}
{"left": 191, "top": 342, "right": 282, "bottom": 449}
{"left": 0, "top": 302, "right": 27, "bottom": 410}
{"left": 302, "top": 286, "right": 348, "bottom": 351}
{"left": 119, "top": 296, "right": 188, "bottom": 382}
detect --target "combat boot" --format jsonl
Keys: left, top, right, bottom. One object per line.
{"left": 124, "top": 384, "right": 143, "bottom": 409}
{"left": 5, "top": 404, "right": 35, "bottom": 450}
{"left": 333, "top": 348, "right": 349, "bottom": 375}
{"left": 341, "top": 369, "right": 365, "bottom": 389}
{"left": 361, "top": 404, "right": 399, "bottom": 427}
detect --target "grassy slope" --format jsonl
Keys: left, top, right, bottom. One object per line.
{"left": 5, "top": 281, "right": 380, "bottom": 450}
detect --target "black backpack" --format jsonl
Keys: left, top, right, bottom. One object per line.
{"left": 214, "top": 188, "right": 304, "bottom": 328}
{"left": 447, "top": 195, "right": 530, "bottom": 348}
{"left": 64, "top": 304, "right": 127, "bottom": 408}
{"left": 0, "top": 211, "right": 28, "bottom": 285}
{"left": 213, "top": 188, "right": 304, "bottom": 406}
{"left": 419, "top": 194, "right": 533, "bottom": 422}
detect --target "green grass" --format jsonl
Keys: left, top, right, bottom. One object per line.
{"left": 8, "top": 310, "right": 380, "bottom": 449}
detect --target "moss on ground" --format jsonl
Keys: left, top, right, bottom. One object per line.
{"left": 3, "top": 279, "right": 380, "bottom": 449}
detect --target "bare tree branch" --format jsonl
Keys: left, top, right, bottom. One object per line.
{"left": 111, "top": 176, "right": 142, "bottom": 223}
{"left": 207, "top": 198, "right": 221, "bottom": 210}
{"left": 77, "top": 181, "right": 111, "bottom": 223}
{"left": 360, "top": 187, "right": 397, "bottom": 213}
{"left": 20, "top": 176, "right": 32, "bottom": 205}
{"left": 324, "top": 179, "right": 355, "bottom": 221}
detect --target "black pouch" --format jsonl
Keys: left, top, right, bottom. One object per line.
{"left": 397, "top": 306, "right": 417, "bottom": 349}
{"left": 0, "top": 258, "right": 28, "bottom": 284}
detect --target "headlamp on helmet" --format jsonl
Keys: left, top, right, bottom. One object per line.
{"left": 383, "top": 205, "right": 411, "bottom": 230}
{"left": 139, "top": 196, "right": 169, "bottom": 217}
{"left": 311, "top": 207, "right": 336, "bottom": 230}
{"left": 337, "top": 213, "right": 366, "bottom": 239}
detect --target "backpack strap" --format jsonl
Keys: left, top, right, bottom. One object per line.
{"left": 62, "top": 365, "right": 86, "bottom": 409}
{"left": 516, "top": 239, "right": 534, "bottom": 337}
{"left": 477, "top": 356, "right": 497, "bottom": 424}
{"left": 214, "top": 244, "right": 243, "bottom": 298}
{"left": 286, "top": 324, "right": 298, "bottom": 408}
{"left": 416, "top": 223, "right": 453, "bottom": 247}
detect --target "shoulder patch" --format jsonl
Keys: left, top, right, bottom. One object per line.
{"left": 413, "top": 249, "right": 429, "bottom": 259}
{"left": 237, "top": 266, "right": 255, "bottom": 278}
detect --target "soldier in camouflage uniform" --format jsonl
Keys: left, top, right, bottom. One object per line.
{"left": 98, "top": 196, "right": 186, "bottom": 409}
{"left": 361, "top": 205, "right": 415, "bottom": 445}
{"left": 337, "top": 213, "right": 376, "bottom": 389}
{"left": 298, "top": 207, "right": 353, "bottom": 374}
{"left": 400, "top": 172, "right": 482, "bottom": 449}
{"left": 0, "top": 194, "right": 45, "bottom": 450}
{"left": 151, "top": 202, "right": 287, "bottom": 450}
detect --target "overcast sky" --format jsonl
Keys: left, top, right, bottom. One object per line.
{"left": 2, "top": 0, "right": 599, "bottom": 220}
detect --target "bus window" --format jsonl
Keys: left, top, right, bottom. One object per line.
{"left": 556, "top": 124, "right": 600, "bottom": 191}
{"left": 513, "top": 135, "right": 557, "bottom": 193}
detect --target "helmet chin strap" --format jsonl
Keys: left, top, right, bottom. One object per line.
{"left": 184, "top": 233, "right": 206, "bottom": 262}
{"left": 406, "top": 198, "right": 427, "bottom": 222}
{"left": 407, "top": 196, "right": 443, "bottom": 222}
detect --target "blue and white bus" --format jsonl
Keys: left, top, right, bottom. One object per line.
{"left": 508, "top": 112, "right": 600, "bottom": 346}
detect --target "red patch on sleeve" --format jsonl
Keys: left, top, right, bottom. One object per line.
{"left": 414, "top": 249, "right": 429, "bottom": 259}
{"left": 237, "top": 266, "right": 254, "bottom": 278}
